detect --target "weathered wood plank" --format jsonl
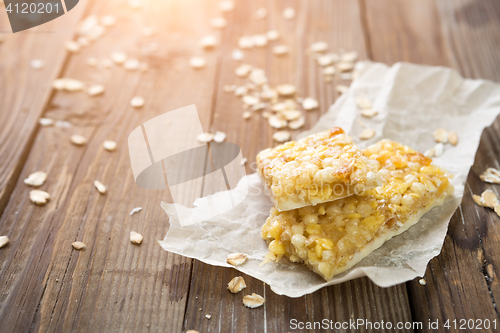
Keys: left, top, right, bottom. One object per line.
{"left": 0, "top": 0, "right": 222, "bottom": 332}
{"left": 365, "top": 0, "right": 500, "bottom": 329}
{"left": 183, "top": 1, "right": 414, "bottom": 332}
{"left": 0, "top": 1, "right": 87, "bottom": 216}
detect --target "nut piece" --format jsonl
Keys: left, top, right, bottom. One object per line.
{"left": 448, "top": 131, "right": 458, "bottom": 146}
{"left": 130, "top": 96, "right": 145, "bottom": 108}
{"left": 189, "top": 57, "right": 206, "bottom": 69}
{"left": 24, "top": 171, "right": 47, "bottom": 187}
{"left": 0, "top": 235, "right": 9, "bottom": 249}
{"left": 359, "top": 128, "right": 375, "bottom": 140}
{"left": 70, "top": 134, "right": 87, "bottom": 146}
{"left": 302, "top": 97, "right": 318, "bottom": 111}
{"left": 227, "top": 276, "right": 246, "bottom": 293}
{"left": 227, "top": 253, "right": 248, "bottom": 266}
{"left": 283, "top": 7, "right": 295, "bottom": 19}
{"left": 103, "top": 140, "right": 117, "bottom": 151}
{"left": 273, "top": 130, "right": 291, "bottom": 143}
{"left": 94, "top": 180, "right": 107, "bottom": 194}
{"left": 72, "top": 241, "right": 86, "bottom": 250}
{"left": 480, "top": 168, "right": 500, "bottom": 184}
{"left": 433, "top": 128, "right": 448, "bottom": 143}
{"left": 243, "top": 293, "right": 265, "bottom": 308}
{"left": 130, "top": 231, "right": 143, "bottom": 244}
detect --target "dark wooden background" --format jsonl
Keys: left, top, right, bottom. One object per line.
{"left": 0, "top": 0, "right": 499, "bottom": 332}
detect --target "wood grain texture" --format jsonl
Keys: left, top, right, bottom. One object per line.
{"left": 364, "top": 0, "right": 500, "bottom": 330}
{"left": 0, "top": 0, "right": 222, "bottom": 332}
{"left": 183, "top": 1, "right": 413, "bottom": 332}
{"left": 0, "top": 1, "right": 87, "bottom": 217}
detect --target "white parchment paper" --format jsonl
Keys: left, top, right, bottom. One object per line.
{"left": 159, "top": 62, "right": 500, "bottom": 297}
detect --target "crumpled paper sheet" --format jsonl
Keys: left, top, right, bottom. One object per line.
{"left": 159, "top": 61, "right": 500, "bottom": 298}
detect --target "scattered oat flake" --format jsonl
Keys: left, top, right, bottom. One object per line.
{"left": 131, "top": 96, "right": 145, "bottom": 108}
{"left": 238, "top": 36, "right": 254, "bottom": 49}
{"left": 281, "top": 110, "right": 301, "bottom": 121}
{"left": 205, "top": 314, "right": 211, "bottom": 320}
{"left": 273, "top": 130, "right": 291, "bottom": 142}
{"left": 130, "top": 231, "right": 143, "bottom": 244}
{"left": 130, "top": 207, "right": 142, "bottom": 216}
{"left": 302, "top": 97, "right": 318, "bottom": 111}
{"left": 341, "top": 51, "right": 358, "bottom": 62}
{"left": 249, "top": 69, "right": 267, "bottom": 85}
{"left": 111, "top": 51, "right": 127, "bottom": 64}
{"left": 232, "top": 49, "right": 244, "bottom": 61}
{"left": 101, "top": 59, "right": 113, "bottom": 68}
{"left": 235, "top": 64, "right": 252, "bottom": 77}
{"left": 124, "top": 58, "right": 140, "bottom": 71}
{"left": 227, "top": 253, "right": 248, "bottom": 266}
{"left": 433, "top": 128, "right": 448, "bottom": 143}
{"left": 336, "top": 84, "right": 349, "bottom": 94}
{"left": 276, "top": 84, "right": 296, "bottom": 96}
{"left": 310, "top": 41, "right": 328, "bottom": 53}
{"left": 448, "top": 131, "right": 458, "bottom": 146}
{"left": 361, "top": 108, "right": 378, "bottom": 118}
{"left": 324, "top": 66, "right": 336, "bottom": 76}
{"left": 242, "top": 111, "right": 251, "bottom": 120}
{"left": 56, "top": 120, "right": 71, "bottom": 128}
{"left": 189, "top": 57, "right": 206, "bottom": 69}
{"left": 228, "top": 276, "right": 246, "bottom": 293}
{"left": 255, "top": 7, "right": 267, "bottom": 20}
{"left": 94, "top": 180, "right": 107, "bottom": 194}
{"left": 424, "top": 147, "right": 436, "bottom": 158}
{"left": 289, "top": 117, "right": 305, "bottom": 130}
{"left": 100, "top": 15, "right": 116, "bottom": 26}
{"left": 219, "top": 0, "right": 234, "bottom": 12}
{"left": 31, "top": 59, "right": 44, "bottom": 69}
{"left": 65, "top": 40, "right": 80, "bottom": 52}
{"left": 234, "top": 86, "right": 248, "bottom": 97}
{"left": 240, "top": 158, "right": 247, "bottom": 166}
{"left": 242, "top": 95, "right": 259, "bottom": 106}
{"left": 317, "top": 55, "right": 334, "bottom": 67}
{"left": 266, "top": 30, "right": 280, "bottom": 41}
{"left": 419, "top": 278, "right": 426, "bottom": 286}
{"left": 200, "top": 35, "right": 217, "bottom": 49}
{"left": 197, "top": 132, "right": 214, "bottom": 143}
{"left": 283, "top": 7, "right": 295, "bottom": 19}
{"left": 355, "top": 97, "right": 372, "bottom": 109}
{"left": 142, "top": 26, "right": 156, "bottom": 37}
{"left": 243, "top": 293, "right": 265, "bottom": 308}
{"left": 0, "top": 236, "right": 9, "bottom": 249}
{"left": 103, "top": 140, "right": 117, "bottom": 151}
{"left": 480, "top": 168, "right": 500, "bottom": 184}
{"left": 253, "top": 34, "right": 268, "bottom": 47}
{"left": 71, "top": 134, "right": 87, "bottom": 146}
{"left": 30, "top": 190, "right": 50, "bottom": 205}
{"left": 53, "top": 78, "right": 85, "bottom": 92}
{"left": 72, "top": 241, "right": 86, "bottom": 250}
{"left": 268, "top": 115, "right": 287, "bottom": 129}
{"left": 337, "top": 61, "right": 354, "bottom": 72}
{"left": 39, "top": 118, "right": 54, "bottom": 126}
{"left": 186, "top": 331, "right": 199, "bottom": 333}
{"left": 273, "top": 45, "right": 289, "bottom": 56}
{"left": 88, "top": 84, "right": 105, "bottom": 96}
{"left": 24, "top": 171, "right": 47, "bottom": 187}
{"left": 480, "top": 190, "right": 499, "bottom": 208}
{"left": 251, "top": 103, "right": 266, "bottom": 111}
{"left": 213, "top": 131, "right": 227, "bottom": 143}
{"left": 359, "top": 128, "right": 375, "bottom": 140}
{"left": 210, "top": 17, "right": 227, "bottom": 29}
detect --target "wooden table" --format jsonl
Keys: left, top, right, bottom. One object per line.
{"left": 1, "top": 0, "right": 499, "bottom": 332}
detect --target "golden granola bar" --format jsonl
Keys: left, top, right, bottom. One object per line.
{"left": 261, "top": 140, "right": 454, "bottom": 280}
{"left": 256, "top": 128, "right": 381, "bottom": 211}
